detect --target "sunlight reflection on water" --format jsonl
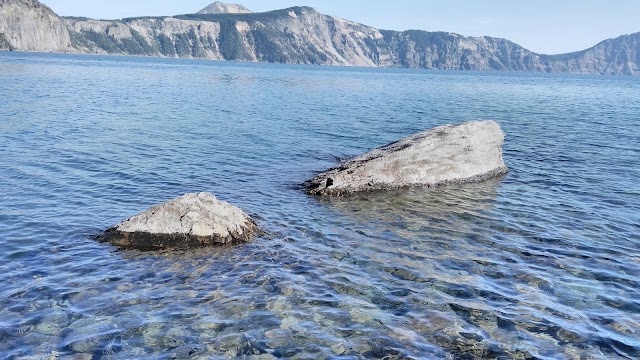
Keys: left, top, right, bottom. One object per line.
{"left": 0, "top": 52, "right": 638, "bottom": 359}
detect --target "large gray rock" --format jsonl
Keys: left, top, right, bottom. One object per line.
{"left": 100, "top": 193, "right": 258, "bottom": 250}
{"left": 306, "top": 120, "right": 508, "bottom": 196}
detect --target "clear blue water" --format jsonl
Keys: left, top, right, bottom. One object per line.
{"left": 0, "top": 52, "right": 639, "bottom": 359}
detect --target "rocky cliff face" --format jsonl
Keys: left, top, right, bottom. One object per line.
{"left": 197, "top": 1, "right": 252, "bottom": 15}
{"left": 380, "top": 31, "right": 544, "bottom": 71}
{"left": 66, "top": 16, "right": 225, "bottom": 60}
{"left": 64, "top": 7, "right": 390, "bottom": 66}
{"left": 380, "top": 31, "right": 640, "bottom": 75}
{"left": 0, "top": 0, "right": 70, "bottom": 52}
{"left": 0, "top": 31, "right": 11, "bottom": 50}
{"left": 1, "top": 0, "right": 638, "bottom": 76}
{"left": 540, "top": 33, "right": 640, "bottom": 76}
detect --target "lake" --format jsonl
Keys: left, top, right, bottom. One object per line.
{"left": 0, "top": 52, "right": 638, "bottom": 359}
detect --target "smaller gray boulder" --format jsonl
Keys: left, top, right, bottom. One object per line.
{"left": 305, "top": 120, "right": 508, "bottom": 196}
{"left": 100, "top": 193, "right": 258, "bottom": 250}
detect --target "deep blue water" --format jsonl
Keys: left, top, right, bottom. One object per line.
{"left": 0, "top": 52, "right": 638, "bottom": 359}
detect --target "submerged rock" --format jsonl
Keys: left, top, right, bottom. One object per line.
{"left": 34, "top": 312, "right": 70, "bottom": 336}
{"left": 306, "top": 120, "right": 508, "bottom": 196}
{"left": 100, "top": 192, "right": 258, "bottom": 250}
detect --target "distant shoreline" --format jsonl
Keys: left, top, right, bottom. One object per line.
{"left": 1, "top": 0, "right": 638, "bottom": 75}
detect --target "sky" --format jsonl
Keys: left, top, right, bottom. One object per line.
{"left": 43, "top": 0, "right": 639, "bottom": 55}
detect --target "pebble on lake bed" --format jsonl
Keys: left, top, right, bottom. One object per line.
{"left": 305, "top": 120, "right": 508, "bottom": 195}
{"left": 98, "top": 192, "right": 259, "bottom": 250}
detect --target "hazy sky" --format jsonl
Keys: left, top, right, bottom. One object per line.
{"left": 44, "top": 0, "right": 639, "bottom": 55}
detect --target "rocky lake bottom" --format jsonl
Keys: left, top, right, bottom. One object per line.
{"left": 0, "top": 52, "right": 638, "bottom": 359}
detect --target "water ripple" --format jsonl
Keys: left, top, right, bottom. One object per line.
{"left": 0, "top": 52, "right": 639, "bottom": 359}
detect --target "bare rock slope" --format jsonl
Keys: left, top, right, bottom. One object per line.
{"left": 66, "top": 6, "right": 387, "bottom": 66}
{"left": 306, "top": 120, "right": 509, "bottom": 196}
{"left": 197, "top": 1, "right": 252, "bottom": 14}
{"left": 100, "top": 193, "right": 259, "bottom": 250}
{"left": 0, "top": 0, "right": 70, "bottom": 52}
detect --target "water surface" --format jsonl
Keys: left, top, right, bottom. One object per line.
{"left": 0, "top": 52, "right": 639, "bottom": 359}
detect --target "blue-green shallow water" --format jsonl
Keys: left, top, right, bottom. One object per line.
{"left": 0, "top": 52, "right": 639, "bottom": 359}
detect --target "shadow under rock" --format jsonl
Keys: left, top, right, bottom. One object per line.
{"left": 315, "top": 176, "right": 505, "bottom": 227}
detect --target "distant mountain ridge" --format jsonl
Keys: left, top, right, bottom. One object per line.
{"left": 1, "top": 0, "right": 639, "bottom": 75}
{"left": 197, "top": 1, "right": 252, "bottom": 15}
